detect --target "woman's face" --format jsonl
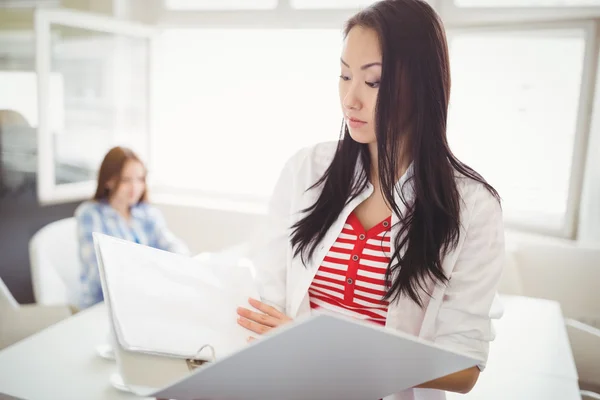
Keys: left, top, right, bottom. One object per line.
{"left": 339, "top": 26, "right": 382, "bottom": 145}
{"left": 108, "top": 159, "right": 146, "bottom": 206}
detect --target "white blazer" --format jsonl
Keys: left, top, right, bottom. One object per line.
{"left": 250, "top": 141, "right": 505, "bottom": 400}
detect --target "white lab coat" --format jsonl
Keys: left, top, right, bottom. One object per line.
{"left": 250, "top": 141, "right": 505, "bottom": 400}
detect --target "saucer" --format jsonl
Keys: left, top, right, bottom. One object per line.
{"left": 110, "top": 372, "right": 131, "bottom": 392}
{"left": 109, "top": 372, "right": 158, "bottom": 397}
{"left": 95, "top": 343, "right": 116, "bottom": 360}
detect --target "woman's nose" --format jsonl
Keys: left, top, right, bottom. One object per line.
{"left": 343, "top": 86, "right": 361, "bottom": 111}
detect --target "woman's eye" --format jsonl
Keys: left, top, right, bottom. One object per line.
{"left": 366, "top": 81, "right": 380, "bottom": 88}
{"left": 339, "top": 75, "right": 350, "bottom": 81}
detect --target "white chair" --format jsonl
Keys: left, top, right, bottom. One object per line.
{"left": 29, "top": 217, "right": 81, "bottom": 308}
{"left": 0, "top": 276, "right": 19, "bottom": 310}
{"left": 566, "top": 319, "right": 600, "bottom": 395}
{"left": 0, "top": 276, "right": 70, "bottom": 350}
{"left": 582, "top": 391, "right": 600, "bottom": 400}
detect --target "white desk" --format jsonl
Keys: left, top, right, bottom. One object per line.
{"left": 0, "top": 305, "right": 140, "bottom": 400}
{"left": 485, "top": 295, "right": 578, "bottom": 379}
{"left": 0, "top": 296, "right": 581, "bottom": 400}
{"left": 446, "top": 296, "right": 580, "bottom": 400}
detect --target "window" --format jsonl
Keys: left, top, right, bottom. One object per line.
{"left": 120, "top": 0, "right": 600, "bottom": 237}
{"left": 152, "top": 29, "right": 343, "bottom": 200}
{"left": 446, "top": 29, "right": 586, "bottom": 231}
{"left": 35, "top": 9, "right": 153, "bottom": 204}
{"left": 164, "top": 0, "right": 277, "bottom": 10}
{"left": 0, "top": 71, "right": 63, "bottom": 129}
{"left": 0, "top": 71, "right": 63, "bottom": 197}
{"left": 291, "top": 0, "right": 378, "bottom": 9}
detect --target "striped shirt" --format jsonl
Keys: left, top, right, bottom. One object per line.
{"left": 308, "top": 212, "right": 392, "bottom": 326}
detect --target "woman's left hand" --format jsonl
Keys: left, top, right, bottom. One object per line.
{"left": 237, "top": 298, "right": 292, "bottom": 340}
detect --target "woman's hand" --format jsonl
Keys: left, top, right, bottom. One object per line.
{"left": 237, "top": 298, "right": 292, "bottom": 341}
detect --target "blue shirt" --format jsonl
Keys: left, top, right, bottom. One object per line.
{"left": 75, "top": 200, "right": 190, "bottom": 309}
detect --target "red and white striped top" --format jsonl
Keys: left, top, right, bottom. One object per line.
{"left": 308, "top": 212, "right": 392, "bottom": 326}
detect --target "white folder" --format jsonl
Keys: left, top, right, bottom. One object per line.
{"left": 94, "top": 233, "right": 260, "bottom": 361}
{"left": 94, "top": 233, "right": 479, "bottom": 400}
{"left": 152, "top": 313, "right": 479, "bottom": 400}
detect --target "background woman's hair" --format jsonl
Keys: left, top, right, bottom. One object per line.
{"left": 290, "top": 0, "right": 499, "bottom": 306}
{"left": 93, "top": 146, "right": 148, "bottom": 203}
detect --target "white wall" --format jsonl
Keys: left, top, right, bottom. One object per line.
{"left": 155, "top": 202, "right": 264, "bottom": 255}
{"left": 157, "top": 200, "right": 581, "bottom": 255}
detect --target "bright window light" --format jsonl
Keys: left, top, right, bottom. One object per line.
{"left": 152, "top": 29, "right": 343, "bottom": 200}
{"left": 447, "top": 29, "right": 586, "bottom": 229}
{"left": 291, "top": 0, "right": 378, "bottom": 8}
{"left": 164, "top": 0, "right": 277, "bottom": 10}
{"left": 454, "top": 0, "right": 600, "bottom": 7}
{"left": 0, "top": 71, "right": 63, "bottom": 129}
{"left": 153, "top": 27, "right": 588, "bottom": 233}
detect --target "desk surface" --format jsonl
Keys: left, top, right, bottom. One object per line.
{"left": 485, "top": 295, "right": 578, "bottom": 380}
{"left": 0, "top": 295, "right": 581, "bottom": 400}
{"left": 0, "top": 305, "right": 140, "bottom": 400}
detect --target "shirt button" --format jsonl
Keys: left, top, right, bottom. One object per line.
{"left": 383, "top": 221, "right": 389, "bottom": 227}
{"left": 359, "top": 234, "right": 366, "bottom": 240}
{"left": 347, "top": 278, "right": 353, "bottom": 285}
{"left": 352, "top": 255, "right": 359, "bottom": 261}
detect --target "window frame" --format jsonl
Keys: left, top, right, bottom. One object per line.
{"left": 440, "top": 1, "right": 600, "bottom": 27}
{"left": 164, "top": 0, "right": 278, "bottom": 10}
{"left": 34, "top": 8, "right": 156, "bottom": 205}
{"left": 156, "top": 0, "right": 440, "bottom": 29}
{"left": 575, "top": 22, "right": 600, "bottom": 242}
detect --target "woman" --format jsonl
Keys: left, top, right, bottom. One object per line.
{"left": 236, "top": 1, "right": 504, "bottom": 399}
{"left": 75, "top": 146, "right": 189, "bottom": 310}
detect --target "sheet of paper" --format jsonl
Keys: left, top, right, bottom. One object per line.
{"left": 94, "top": 233, "right": 260, "bottom": 360}
{"left": 150, "top": 313, "right": 479, "bottom": 400}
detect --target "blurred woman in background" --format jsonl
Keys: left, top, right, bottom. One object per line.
{"left": 75, "top": 146, "right": 189, "bottom": 310}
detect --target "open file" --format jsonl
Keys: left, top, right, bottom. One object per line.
{"left": 94, "top": 233, "right": 478, "bottom": 400}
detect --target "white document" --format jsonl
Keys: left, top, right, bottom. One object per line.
{"left": 94, "top": 233, "right": 260, "bottom": 362}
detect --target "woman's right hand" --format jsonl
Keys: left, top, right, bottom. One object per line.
{"left": 236, "top": 297, "right": 292, "bottom": 341}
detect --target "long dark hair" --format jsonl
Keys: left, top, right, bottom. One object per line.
{"left": 290, "top": 0, "right": 499, "bottom": 307}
